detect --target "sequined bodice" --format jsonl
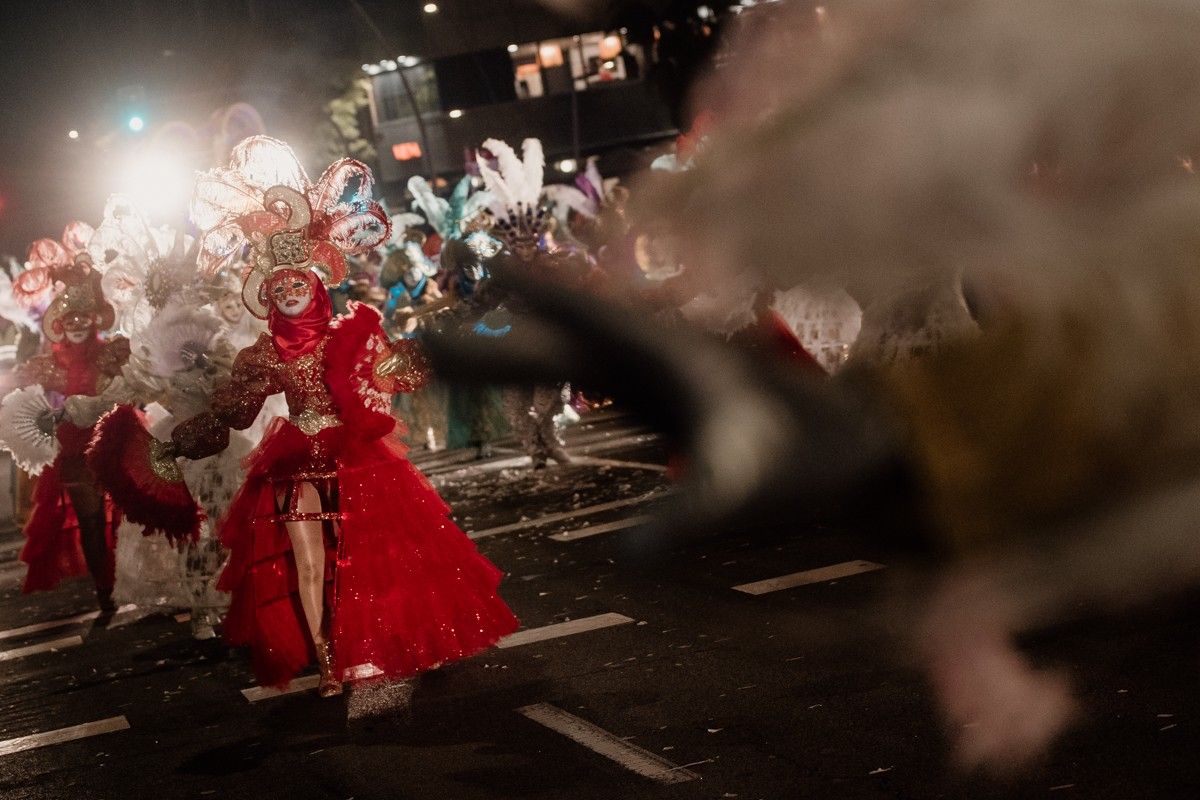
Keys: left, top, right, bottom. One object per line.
{"left": 275, "top": 338, "right": 337, "bottom": 420}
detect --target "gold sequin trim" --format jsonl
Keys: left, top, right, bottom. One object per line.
{"left": 289, "top": 409, "right": 342, "bottom": 435}
{"left": 149, "top": 438, "right": 184, "bottom": 482}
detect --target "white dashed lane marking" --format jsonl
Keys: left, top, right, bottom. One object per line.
{"left": 243, "top": 613, "right": 636, "bottom": 701}
{"left": 497, "top": 612, "right": 635, "bottom": 648}
{"left": 0, "top": 605, "right": 137, "bottom": 642}
{"left": 549, "top": 516, "right": 654, "bottom": 542}
{"left": 517, "top": 703, "right": 699, "bottom": 783}
{"left": 468, "top": 493, "right": 666, "bottom": 541}
{"left": 732, "top": 560, "right": 886, "bottom": 595}
{"left": 0, "top": 716, "right": 129, "bottom": 757}
{"left": 0, "top": 635, "right": 83, "bottom": 662}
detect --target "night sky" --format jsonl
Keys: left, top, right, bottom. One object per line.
{"left": 0, "top": 0, "right": 430, "bottom": 255}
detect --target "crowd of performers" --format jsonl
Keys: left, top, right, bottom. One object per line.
{"left": 0, "top": 130, "right": 896, "bottom": 699}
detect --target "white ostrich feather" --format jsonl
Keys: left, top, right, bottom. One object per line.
{"left": 477, "top": 139, "right": 521, "bottom": 215}
{"left": 478, "top": 137, "right": 547, "bottom": 213}
{"left": 520, "top": 138, "right": 545, "bottom": 207}
{"left": 141, "top": 303, "right": 222, "bottom": 378}
{"left": 0, "top": 386, "right": 59, "bottom": 475}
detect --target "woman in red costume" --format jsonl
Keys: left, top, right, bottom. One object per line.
{"left": 8, "top": 231, "right": 128, "bottom": 614}
{"left": 159, "top": 177, "right": 518, "bottom": 697}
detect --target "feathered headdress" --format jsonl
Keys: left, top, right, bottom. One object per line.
{"left": 12, "top": 222, "right": 95, "bottom": 314}
{"left": 190, "top": 136, "right": 391, "bottom": 318}
{"left": 476, "top": 138, "right": 548, "bottom": 250}
{"left": 407, "top": 175, "right": 493, "bottom": 241}
{"left": 13, "top": 224, "right": 117, "bottom": 343}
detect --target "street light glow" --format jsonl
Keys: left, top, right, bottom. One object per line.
{"left": 67, "top": 130, "right": 79, "bottom": 140}
{"left": 423, "top": 3, "right": 438, "bottom": 12}
{"left": 507, "top": 44, "right": 519, "bottom": 53}
{"left": 556, "top": 159, "right": 578, "bottom": 173}
{"left": 127, "top": 116, "right": 145, "bottom": 132}
{"left": 448, "top": 109, "right": 464, "bottom": 119}
{"left": 112, "top": 147, "right": 192, "bottom": 220}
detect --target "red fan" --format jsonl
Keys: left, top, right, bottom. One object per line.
{"left": 87, "top": 405, "right": 203, "bottom": 543}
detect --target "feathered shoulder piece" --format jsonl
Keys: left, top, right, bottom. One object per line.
{"left": 476, "top": 138, "right": 548, "bottom": 250}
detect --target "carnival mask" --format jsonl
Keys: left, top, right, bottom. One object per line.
{"left": 267, "top": 270, "right": 314, "bottom": 317}
{"left": 61, "top": 312, "right": 95, "bottom": 344}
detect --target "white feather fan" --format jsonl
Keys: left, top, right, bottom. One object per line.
{"left": 0, "top": 386, "right": 59, "bottom": 475}
{"left": 141, "top": 303, "right": 222, "bottom": 378}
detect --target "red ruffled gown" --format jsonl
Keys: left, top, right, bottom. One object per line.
{"left": 15, "top": 336, "right": 128, "bottom": 594}
{"left": 171, "top": 300, "right": 518, "bottom": 688}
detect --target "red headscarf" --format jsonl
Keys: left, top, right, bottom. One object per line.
{"left": 52, "top": 335, "right": 104, "bottom": 395}
{"left": 266, "top": 269, "right": 333, "bottom": 360}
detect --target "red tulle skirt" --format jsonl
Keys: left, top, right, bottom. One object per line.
{"left": 217, "top": 418, "right": 519, "bottom": 688}
{"left": 20, "top": 424, "right": 119, "bottom": 593}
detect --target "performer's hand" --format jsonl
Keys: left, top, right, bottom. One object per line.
{"left": 35, "top": 408, "right": 63, "bottom": 436}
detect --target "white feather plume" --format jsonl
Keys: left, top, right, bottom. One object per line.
{"left": 0, "top": 386, "right": 59, "bottom": 475}
{"left": 478, "top": 137, "right": 547, "bottom": 214}
{"left": 520, "top": 138, "right": 545, "bottom": 207}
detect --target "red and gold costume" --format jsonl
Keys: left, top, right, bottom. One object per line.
{"left": 10, "top": 234, "right": 128, "bottom": 605}
{"left": 157, "top": 140, "right": 517, "bottom": 689}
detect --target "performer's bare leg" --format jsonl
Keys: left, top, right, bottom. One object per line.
{"left": 280, "top": 481, "right": 341, "bottom": 696}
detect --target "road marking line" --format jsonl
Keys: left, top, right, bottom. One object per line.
{"left": 0, "top": 716, "right": 129, "bottom": 757}
{"left": 469, "top": 493, "right": 665, "bottom": 540}
{"left": 517, "top": 703, "right": 699, "bottom": 783}
{"left": 243, "top": 615, "right": 636, "bottom": 700}
{"left": 0, "top": 635, "right": 83, "bottom": 662}
{"left": 576, "top": 433, "right": 662, "bottom": 456}
{"left": 0, "top": 606, "right": 137, "bottom": 642}
{"left": 242, "top": 664, "right": 385, "bottom": 702}
{"left": 498, "top": 613, "right": 634, "bottom": 648}
{"left": 733, "top": 560, "right": 886, "bottom": 595}
{"left": 549, "top": 516, "right": 655, "bottom": 543}
{"left": 575, "top": 457, "right": 668, "bottom": 473}
{"left": 242, "top": 676, "right": 319, "bottom": 702}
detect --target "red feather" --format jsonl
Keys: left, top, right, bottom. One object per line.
{"left": 87, "top": 405, "right": 203, "bottom": 543}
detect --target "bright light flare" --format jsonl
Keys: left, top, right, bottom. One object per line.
{"left": 423, "top": 3, "right": 438, "bottom": 12}
{"left": 67, "top": 130, "right": 79, "bottom": 140}
{"left": 556, "top": 159, "right": 578, "bottom": 173}
{"left": 448, "top": 109, "right": 464, "bottom": 119}
{"left": 110, "top": 147, "right": 192, "bottom": 222}
{"left": 128, "top": 116, "right": 145, "bottom": 132}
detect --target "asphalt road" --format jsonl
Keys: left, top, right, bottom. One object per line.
{"left": 0, "top": 408, "right": 1198, "bottom": 799}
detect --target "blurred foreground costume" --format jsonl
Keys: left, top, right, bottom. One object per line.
{"left": 434, "top": 0, "right": 1200, "bottom": 773}
{"left": 5, "top": 227, "right": 126, "bottom": 612}
{"left": 135, "top": 138, "right": 517, "bottom": 694}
